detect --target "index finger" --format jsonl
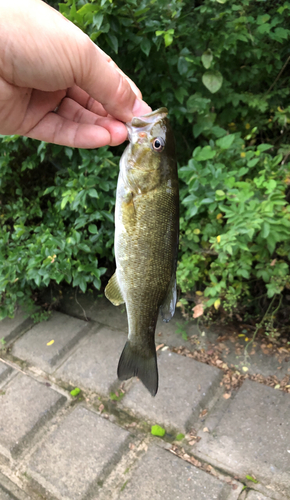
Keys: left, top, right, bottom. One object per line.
{"left": 96, "top": 45, "right": 143, "bottom": 100}
{"left": 73, "top": 37, "right": 151, "bottom": 123}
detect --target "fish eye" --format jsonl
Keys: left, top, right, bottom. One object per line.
{"left": 152, "top": 137, "right": 165, "bottom": 152}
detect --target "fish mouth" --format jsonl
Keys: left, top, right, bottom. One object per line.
{"left": 126, "top": 107, "right": 168, "bottom": 141}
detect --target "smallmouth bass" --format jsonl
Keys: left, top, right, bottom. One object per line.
{"left": 105, "top": 108, "right": 179, "bottom": 396}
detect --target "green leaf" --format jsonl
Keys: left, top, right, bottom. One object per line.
{"left": 135, "top": 7, "right": 150, "bottom": 17}
{"left": 216, "top": 134, "right": 235, "bottom": 149}
{"left": 177, "top": 57, "right": 188, "bottom": 75}
{"left": 34, "top": 274, "right": 42, "bottom": 287}
{"left": 193, "top": 114, "right": 216, "bottom": 138}
{"left": 88, "top": 224, "right": 98, "bottom": 234}
{"left": 256, "top": 14, "right": 270, "bottom": 24}
{"left": 78, "top": 243, "right": 91, "bottom": 252}
{"left": 93, "top": 13, "right": 103, "bottom": 30}
{"left": 201, "top": 49, "right": 213, "bottom": 69}
{"left": 257, "top": 23, "right": 270, "bottom": 34}
{"left": 61, "top": 196, "right": 70, "bottom": 210}
{"left": 247, "top": 158, "right": 259, "bottom": 167}
{"left": 107, "top": 33, "right": 118, "bottom": 54}
{"left": 265, "top": 179, "right": 277, "bottom": 192}
{"left": 257, "top": 143, "right": 272, "bottom": 152}
{"left": 187, "top": 93, "right": 210, "bottom": 113}
{"left": 201, "top": 198, "right": 214, "bottom": 204}
{"left": 70, "top": 387, "right": 81, "bottom": 397}
{"left": 194, "top": 146, "right": 216, "bottom": 161}
{"left": 193, "top": 123, "right": 204, "bottom": 138}
{"left": 93, "top": 277, "right": 101, "bottom": 289}
{"left": 175, "top": 433, "right": 185, "bottom": 441}
{"left": 267, "top": 239, "right": 276, "bottom": 255}
{"left": 43, "top": 186, "right": 55, "bottom": 196}
{"left": 211, "top": 126, "right": 227, "bottom": 138}
{"left": 90, "top": 32, "right": 101, "bottom": 42}
{"left": 261, "top": 222, "right": 270, "bottom": 239}
{"left": 164, "top": 32, "right": 174, "bottom": 47}
{"left": 274, "top": 27, "right": 289, "bottom": 40}
{"left": 77, "top": 3, "right": 95, "bottom": 15}
{"left": 88, "top": 188, "right": 99, "bottom": 199}
{"left": 238, "top": 269, "right": 250, "bottom": 279}
{"left": 202, "top": 70, "right": 223, "bottom": 94}
{"left": 140, "top": 38, "right": 151, "bottom": 56}
{"left": 151, "top": 425, "right": 166, "bottom": 437}
{"left": 74, "top": 275, "right": 87, "bottom": 293}
{"left": 245, "top": 475, "right": 258, "bottom": 484}
{"left": 174, "top": 87, "right": 188, "bottom": 104}
{"left": 64, "top": 147, "right": 73, "bottom": 160}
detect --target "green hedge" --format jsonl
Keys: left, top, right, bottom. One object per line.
{"left": 1, "top": 0, "right": 290, "bottom": 324}
{"left": 0, "top": 138, "right": 117, "bottom": 317}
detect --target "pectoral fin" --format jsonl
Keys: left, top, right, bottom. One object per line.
{"left": 160, "top": 273, "right": 177, "bottom": 323}
{"left": 105, "top": 272, "right": 124, "bottom": 306}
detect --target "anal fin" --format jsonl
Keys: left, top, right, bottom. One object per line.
{"left": 160, "top": 272, "right": 177, "bottom": 323}
{"left": 105, "top": 272, "right": 124, "bottom": 306}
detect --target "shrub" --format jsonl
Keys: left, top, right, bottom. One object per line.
{"left": 178, "top": 131, "right": 290, "bottom": 314}
{"left": 0, "top": 136, "right": 117, "bottom": 318}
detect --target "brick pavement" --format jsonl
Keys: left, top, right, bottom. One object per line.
{"left": 0, "top": 298, "right": 289, "bottom": 500}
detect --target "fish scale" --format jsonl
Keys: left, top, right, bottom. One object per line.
{"left": 105, "top": 108, "right": 179, "bottom": 396}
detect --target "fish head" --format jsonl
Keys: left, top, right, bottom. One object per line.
{"left": 124, "top": 107, "right": 175, "bottom": 178}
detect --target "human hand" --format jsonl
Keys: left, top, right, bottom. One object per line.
{"left": 0, "top": 0, "right": 151, "bottom": 148}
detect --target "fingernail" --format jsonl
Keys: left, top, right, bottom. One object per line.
{"left": 132, "top": 98, "right": 152, "bottom": 117}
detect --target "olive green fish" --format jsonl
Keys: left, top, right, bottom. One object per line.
{"left": 105, "top": 108, "right": 179, "bottom": 396}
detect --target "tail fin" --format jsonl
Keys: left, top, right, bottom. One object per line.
{"left": 117, "top": 341, "right": 158, "bottom": 396}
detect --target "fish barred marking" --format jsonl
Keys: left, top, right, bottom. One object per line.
{"left": 105, "top": 107, "right": 179, "bottom": 396}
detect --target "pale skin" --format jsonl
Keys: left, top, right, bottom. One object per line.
{"left": 0, "top": 0, "right": 151, "bottom": 148}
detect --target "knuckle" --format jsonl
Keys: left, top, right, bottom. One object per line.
{"left": 114, "top": 74, "right": 132, "bottom": 107}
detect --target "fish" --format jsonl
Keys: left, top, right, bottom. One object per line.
{"left": 105, "top": 107, "right": 179, "bottom": 396}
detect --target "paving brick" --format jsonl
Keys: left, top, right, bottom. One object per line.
{"left": 58, "top": 292, "right": 128, "bottom": 331}
{"left": 55, "top": 288, "right": 96, "bottom": 321}
{"left": 118, "top": 445, "right": 239, "bottom": 500}
{"left": 27, "top": 406, "right": 129, "bottom": 500}
{"left": 219, "top": 338, "right": 290, "bottom": 380}
{"left": 0, "top": 309, "right": 33, "bottom": 345}
{"left": 88, "top": 297, "right": 128, "bottom": 332}
{"left": 246, "top": 492, "right": 270, "bottom": 500}
{"left": 56, "top": 326, "right": 127, "bottom": 395}
{"left": 122, "top": 350, "right": 222, "bottom": 433}
{"left": 12, "top": 311, "right": 92, "bottom": 373}
{"left": 0, "top": 472, "right": 31, "bottom": 500}
{"left": 0, "top": 373, "right": 66, "bottom": 459}
{"left": 194, "top": 380, "right": 290, "bottom": 495}
{"left": 0, "top": 361, "right": 13, "bottom": 384}
{"left": 0, "top": 490, "right": 13, "bottom": 500}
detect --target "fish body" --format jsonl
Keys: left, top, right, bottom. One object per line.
{"left": 105, "top": 108, "right": 179, "bottom": 396}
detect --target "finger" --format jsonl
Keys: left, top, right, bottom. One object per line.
{"left": 95, "top": 46, "right": 142, "bottom": 99}
{"left": 74, "top": 38, "right": 152, "bottom": 122}
{"left": 57, "top": 96, "right": 127, "bottom": 142}
{"left": 66, "top": 85, "right": 108, "bottom": 117}
{"left": 25, "top": 112, "right": 127, "bottom": 148}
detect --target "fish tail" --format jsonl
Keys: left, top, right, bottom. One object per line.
{"left": 117, "top": 341, "right": 158, "bottom": 396}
